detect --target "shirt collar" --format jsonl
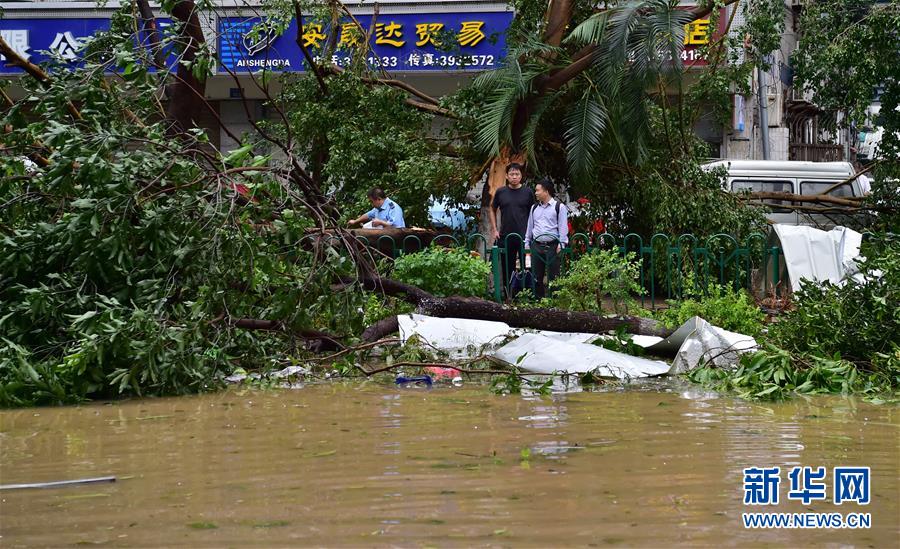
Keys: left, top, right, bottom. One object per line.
{"left": 379, "top": 198, "right": 393, "bottom": 211}
{"left": 540, "top": 198, "right": 557, "bottom": 208}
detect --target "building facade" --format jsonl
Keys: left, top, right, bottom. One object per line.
{"left": 1, "top": 1, "right": 866, "bottom": 163}
{"left": 0, "top": 0, "right": 513, "bottom": 151}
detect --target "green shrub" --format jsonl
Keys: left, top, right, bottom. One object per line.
{"left": 688, "top": 345, "right": 896, "bottom": 401}
{"left": 392, "top": 246, "right": 491, "bottom": 298}
{"left": 653, "top": 284, "right": 765, "bottom": 336}
{"left": 769, "top": 235, "right": 900, "bottom": 371}
{"left": 685, "top": 235, "right": 900, "bottom": 401}
{"left": 362, "top": 294, "right": 414, "bottom": 326}
{"left": 551, "top": 250, "right": 643, "bottom": 314}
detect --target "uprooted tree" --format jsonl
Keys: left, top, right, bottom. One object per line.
{"left": 0, "top": 0, "right": 675, "bottom": 406}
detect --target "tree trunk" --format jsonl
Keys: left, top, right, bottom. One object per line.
{"left": 419, "top": 297, "right": 672, "bottom": 337}
{"left": 166, "top": 1, "right": 208, "bottom": 134}
{"left": 478, "top": 147, "right": 526, "bottom": 248}
{"left": 353, "top": 277, "right": 673, "bottom": 338}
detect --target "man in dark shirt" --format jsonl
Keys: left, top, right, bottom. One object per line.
{"left": 489, "top": 163, "right": 534, "bottom": 297}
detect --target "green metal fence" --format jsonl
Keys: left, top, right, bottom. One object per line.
{"left": 352, "top": 232, "right": 781, "bottom": 307}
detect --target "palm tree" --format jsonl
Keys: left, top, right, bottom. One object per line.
{"left": 474, "top": 0, "right": 734, "bottom": 184}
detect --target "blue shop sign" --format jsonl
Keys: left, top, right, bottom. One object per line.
{"left": 0, "top": 19, "right": 110, "bottom": 73}
{"left": 218, "top": 11, "right": 513, "bottom": 73}
{"left": 0, "top": 18, "right": 174, "bottom": 74}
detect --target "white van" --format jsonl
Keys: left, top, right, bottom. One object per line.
{"left": 702, "top": 160, "right": 866, "bottom": 227}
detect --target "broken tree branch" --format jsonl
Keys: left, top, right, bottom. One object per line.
{"left": 165, "top": 1, "right": 207, "bottom": 134}
{"left": 0, "top": 36, "right": 83, "bottom": 121}
{"left": 134, "top": 0, "right": 167, "bottom": 70}
{"left": 294, "top": 0, "right": 329, "bottom": 95}
{"left": 348, "top": 276, "right": 674, "bottom": 338}
{"left": 228, "top": 317, "right": 346, "bottom": 351}
{"left": 817, "top": 160, "right": 880, "bottom": 196}
{"left": 310, "top": 337, "right": 401, "bottom": 362}
{"left": 746, "top": 191, "right": 862, "bottom": 207}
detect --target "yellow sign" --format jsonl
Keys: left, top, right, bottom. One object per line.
{"left": 415, "top": 23, "right": 444, "bottom": 47}
{"left": 302, "top": 23, "right": 326, "bottom": 48}
{"left": 339, "top": 23, "right": 361, "bottom": 48}
{"left": 458, "top": 21, "right": 485, "bottom": 47}
{"left": 684, "top": 19, "right": 710, "bottom": 46}
{"left": 375, "top": 22, "right": 405, "bottom": 47}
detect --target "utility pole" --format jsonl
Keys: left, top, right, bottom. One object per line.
{"left": 757, "top": 62, "right": 770, "bottom": 160}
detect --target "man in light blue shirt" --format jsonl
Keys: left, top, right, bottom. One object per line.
{"left": 348, "top": 188, "right": 406, "bottom": 229}
{"left": 525, "top": 179, "right": 568, "bottom": 299}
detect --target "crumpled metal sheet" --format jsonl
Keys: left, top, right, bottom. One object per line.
{"left": 396, "top": 314, "right": 757, "bottom": 378}
{"left": 769, "top": 224, "right": 863, "bottom": 293}
{"left": 660, "top": 317, "right": 758, "bottom": 374}
{"left": 492, "top": 333, "right": 671, "bottom": 378}
{"left": 397, "top": 314, "right": 514, "bottom": 357}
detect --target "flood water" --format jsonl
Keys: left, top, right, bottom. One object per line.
{"left": 1, "top": 380, "right": 897, "bottom": 547}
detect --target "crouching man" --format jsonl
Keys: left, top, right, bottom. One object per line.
{"left": 348, "top": 188, "right": 406, "bottom": 229}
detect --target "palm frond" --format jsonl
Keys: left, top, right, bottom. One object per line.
{"left": 474, "top": 62, "right": 544, "bottom": 155}
{"left": 565, "top": 11, "right": 614, "bottom": 46}
{"left": 520, "top": 89, "right": 564, "bottom": 169}
{"left": 563, "top": 88, "right": 608, "bottom": 182}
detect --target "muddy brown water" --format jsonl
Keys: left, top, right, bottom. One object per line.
{"left": 1, "top": 380, "right": 897, "bottom": 547}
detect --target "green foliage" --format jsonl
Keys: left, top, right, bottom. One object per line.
{"left": 596, "top": 106, "right": 767, "bottom": 238}
{"left": 769, "top": 236, "right": 900, "bottom": 371}
{"left": 0, "top": 21, "right": 372, "bottom": 407}
{"left": 792, "top": 0, "right": 899, "bottom": 138}
{"left": 362, "top": 294, "right": 413, "bottom": 327}
{"left": 489, "top": 372, "right": 553, "bottom": 396}
{"left": 742, "top": 0, "right": 786, "bottom": 67}
{"left": 594, "top": 326, "right": 646, "bottom": 357}
{"left": 490, "top": 372, "right": 523, "bottom": 395}
{"left": 551, "top": 250, "right": 643, "bottom": 314}
{"left": 392, "top": 246, "right": 491, "bottom": 298}
{"left": 686, "top": 235, "right": 900, "bottom": 401}
{"left": 653, "top": 284, "right": 765, "bottom": 337}
{"left": 469, "top": 0, "right": 774, "bottom": 240}
{"left": 687, "top": 345, "right": 896, "bottom": 401}
{"left": 790, "top": 1, "right": 900, "bottom": 231}
{"left": 271, "top": 72, "right": 468, "bottom": 226}
{"left": 864, "top": 173, "right": 900, "bottom": 233}
{"left": 475, "top": 0, "right": 696, "bottom": 180}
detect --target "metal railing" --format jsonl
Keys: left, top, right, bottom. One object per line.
{"left": 351, "top": 232, "right": 781, "bottom": 307}
{"left": 789, "top": 143, "right": 844, "bottom": 162}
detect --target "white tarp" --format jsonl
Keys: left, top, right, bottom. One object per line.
{"left": 769, "top": 224, "right": 863, "bottom": 292}
{"left": 397, "top": 314, "right": 514, "bottom": 357}
{"left": 492, "top": 333, "right": 670, "bottom": 379}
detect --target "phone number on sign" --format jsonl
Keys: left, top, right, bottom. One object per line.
{"left": 316, "top": 54, "right": 496, "bottom": 69}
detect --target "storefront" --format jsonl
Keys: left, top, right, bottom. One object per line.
{"left": 0, "top": 0, "right": 514, "bottom": 150}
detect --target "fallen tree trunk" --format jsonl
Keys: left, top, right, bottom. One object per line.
{"left": 353, "top": 277, "right": 674, "bottom": 338}
{"left": 361, "top": 315, "right": 400, "bottom": 342}
{"left": 229, "top": 317, "right": 345, "bottom": 352}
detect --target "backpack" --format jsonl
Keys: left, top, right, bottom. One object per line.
{"left": 530, "top": 201, "right": 564, "bottom": 218}
{"left": 508, "top": 269, "right": 535, "bottom": 298}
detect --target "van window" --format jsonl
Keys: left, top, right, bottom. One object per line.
{"left": 800, "top": 181, "right": 856, "bottom": 198}
{"left": 731, "top": 180, "right": 793, "bottom": 212}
